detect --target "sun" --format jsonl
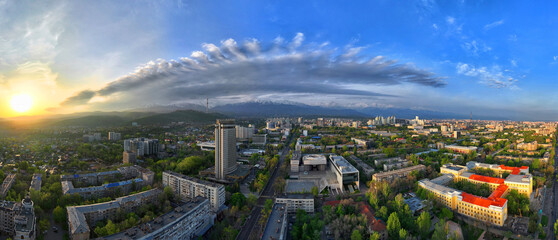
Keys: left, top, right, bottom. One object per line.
{"left": 10, "top": 94, "right": 33, "bottom": 113}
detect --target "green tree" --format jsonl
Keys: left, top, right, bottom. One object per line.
{"left": 439, "top": 208, "right": 453, "bottom": 221}
{"left": 311, "top": 186, "right": 319, "bottom": 197}
{"left": 387, "top": 212, "right": 401, "bottom": 240}
{"left": 369, "top": 193, "right": 379, "bottom": 210}
{"left": 53, "top": 206, "right": 66, "bottom": 224}
{"left": 417, "top": 211, "right": 431, "bottom": 239}
{"left": 370, "top": 232, "right": 381, "bottom": 240}
{"left": 246, "top": 194, "right": 258, "bottom": 207}
{"left": 351, "top": 229, "right": 363, "bottom": 240}
{"left": 377, "top": 206, "right": 388, "bottom": 220}
{"left": 381, "top": 182, "right": 391, "bottom": 200}
{"left": 230, "top": 192, "right": 246, "bottom": 207}
{"left": 399, "top": 228, "right": 408, "bottom": 240}
{"left": 432, "top": 220, "right": 448, "bottom": 240}
{"left": 554, "top": 219, "right": 558, "bottom": 236}
{"left": 264, "top": 199, "right": 273, "bottom": 211}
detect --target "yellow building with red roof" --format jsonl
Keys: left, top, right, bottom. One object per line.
{"left": 419, "top": 162, "right": 532, "bottom": 227}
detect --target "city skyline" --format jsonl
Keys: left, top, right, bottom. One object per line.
{"left": 2, "top": 1, "right": 558, "bottom": 120}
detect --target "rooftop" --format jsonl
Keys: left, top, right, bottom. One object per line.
{"left": 68, "top": 189, "right": 161, "bottom": 236}
{"left": 330, "top": 155, "right": 359, "bottom": 174}
{"left": 164, "top": 171, "right": 224, "bottom": 188}
{"left": 302, "top": 154, "right": 327, "bottom": 165}
{"left": 261, "top": 203, "right": 287, "bottom": 240}
{"left": 373, "top": 165, "right": 426, "bottom": 178}
{"left": 102, "top": 196, "right": 210, "bottom": 240}
{"left": 418, "top": 179, "right": 462, "bottom": 196}
{"left": 467, "top": 174, "right": 505, "bottom": 184}
{"left": 460, "top": 192, "right": 507, "bottom": 208}
{"left": 504, "top": 174, "right": 532, "bottom": 184}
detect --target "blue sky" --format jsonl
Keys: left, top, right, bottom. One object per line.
{"left": 2, "top": 0, "right": 558, "bottom": 120}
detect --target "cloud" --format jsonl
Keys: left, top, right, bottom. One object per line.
{"left": 61, "top": 33, "right": 446, "bottom": 108}
{"left": 446, "top": 16, "right": 455, "bottom": 25}
{"left": 461, "top": 40, "right": 491, "bottom": 56}
{"left": 484, "top": 20, "right": 504, "bottom": 31}
{"left": 0, "top": 1, "right": 65, "bottom": 70}
{"left": 456, "top": 63, "right": 518, "bottom": 89}
{"left": 61, "top": 90, "right": 96, "bottom": 106}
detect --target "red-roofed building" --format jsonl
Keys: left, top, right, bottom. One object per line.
{"left": 358, "top": 203, "right": 388, "bottom": 240}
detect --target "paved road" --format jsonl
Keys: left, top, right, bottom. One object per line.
{"left": 236, "top": 145, "right": 291, "bottom": 240}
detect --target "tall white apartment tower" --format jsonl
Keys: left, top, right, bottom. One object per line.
{"left": 215, "top": 119, "right": 237, "bottom": 179}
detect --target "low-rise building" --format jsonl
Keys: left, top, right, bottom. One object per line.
{"left": 162, "top": 171, "right": 225, "bottom": 212}
{"left": 261, "top": 203, "right": 288, "bottom": 240}
{"left": 372, "top": 165, "right": 426, "bottom": 182}
{"left": 301, "top": 154, "right": 327, "bottom": 172}
{"left": 67, "top": 189, "right": 161, "bottom": 240}
{"left": 102, "top": 197, "right": 214, "bottom": 240}
{"left": 276, "top": 194, "right": 314, "bottom": 213}
{"left": 62, "top": 178, "right": 145, "bottom": 199}
{"left": 349, "top": 155, "right": 375, "bottom": 178}
{"left": 29, "top": 174, "right": 42, "bottom": 192}
{"left": 0, "top": 174, "right": 16, "bottom": 197}
{"left": 420, "top": 162, "right": 532, "bottom": 227}
{"left": 445, "top": 145, "right": 478, "bottom": 154}
{"left": 329, "top": 155, "right": 360, "bottom": 191}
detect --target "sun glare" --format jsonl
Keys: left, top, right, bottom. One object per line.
{"left": 10, "top": 94, "right": 33, "bottom": 113}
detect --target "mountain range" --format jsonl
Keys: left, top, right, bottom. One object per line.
{"left": 0, "top": 101, "right": 507, "bottom": 130}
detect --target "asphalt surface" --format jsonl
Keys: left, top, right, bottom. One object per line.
{"left": 236, "top": 145, "right": 290, "bottom": 240}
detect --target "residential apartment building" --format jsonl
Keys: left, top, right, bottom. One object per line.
{"left": 0, "top": 174, "right": 16, "bottom": 198}
{"left": 162, "top": 171, "right": 225, "bottom": 212}
{"left": 372, "top": 165, "right": 426, "bottom": 182}
{"left": 62, "top": 178, "right": 145, "bottom": 199}
{"left": 29, "top": 174, "right": 41, "bottom": 192}
{"left": 124, "top": 138, "right": 159, "bottom": 156}
{"left": 67, "top": 189, "right": 161, "bottom": 240}
{"left": 276, "top": 194, "right": 315, "bottom": 213}
{"left": 108, "top": 132, "right": 121, "bottom": 141}
{"left": 0, "top": 196, "right": 36, "bottom": 239}
{"left": 103, "top": 197, "right": 214, "bottom": 240}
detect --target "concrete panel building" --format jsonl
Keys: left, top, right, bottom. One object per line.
{"left": 67, "top": 189, "right": 161, "bottom": 240}
{"left": 275, "top": 194, "right": 314, "bottom": 213}
{"left": 372, "top": 165, "right": 426, "bottom": 182}
{"left": 162, "top": 171, "right": 225, "bottom": 212}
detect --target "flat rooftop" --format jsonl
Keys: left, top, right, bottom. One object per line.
{"left": 164, "top": 171, "right": 223, "bottom": 188}
{"left": 261, "top": 203, "right": 287, "bottom": 240}
{"left": 419, "top": 179, "right": 462, "bottom": 196}
{"left": 430, "top": 174, "right": 454, "bottom": 185}
{"left": 505, "top": 174, "right": 532, "bottom": 184}
{"left": 330, "top": 155, "right": 359, "bottom": 174}
{"left": 302, "top": 154, "right": 327, "bottom": 165}
{"left": 286, "top": 180, "right": 317, "bottom": 193}
{"left": 102, "top": 196, "right": 210, "bottom": 240}
{"left": 277, "top": 193, "right": 314, "bottom": 200}
{"left": 374, "top": 165, "right": 426, "bottom": 178}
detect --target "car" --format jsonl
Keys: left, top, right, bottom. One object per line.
{"left": 52, "top": 227, "right": 58, "bottom": 232}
